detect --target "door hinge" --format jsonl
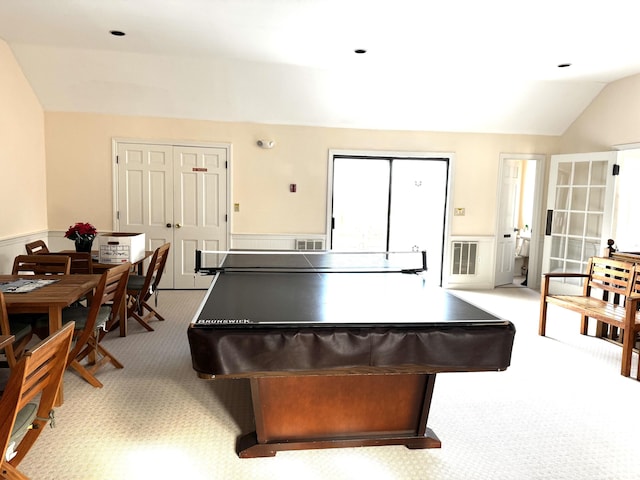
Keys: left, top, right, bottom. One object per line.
{"left": 116, "top": 211, "right": 120, "bottom": 220}
{"left": 116, "top": 155, "right": 119, "bottom": 164}
{"left": 225, "top": 214, "right": 228, "bottom": 222}
{"left": 225, "top": 161, "right": 228, "bottom": 169}
{"left": 612, "top": 164, "right": 620, "bottom": 175}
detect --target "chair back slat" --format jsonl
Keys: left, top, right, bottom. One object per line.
{"left": 150, "top": 243, "right": 171, "bottom": 289}
{"left": 585, "top": 257, "right": 635, "bottom": 302}
{"left": 12, "top": 255, "right": 71, "bottom": 275}
{"left": 42, "top": 252, "right": 93, "bottom": 274}
{"left": 24, "top": 240, "right": 49, "bottom": 255}
{"left": 0, "top": 322, "right": 74, "bottom": 472}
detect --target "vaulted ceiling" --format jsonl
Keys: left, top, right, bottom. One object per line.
{"left": 1, "top": 0, "right": 639, "bottom": 135}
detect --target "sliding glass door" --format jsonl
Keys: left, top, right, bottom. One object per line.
{"left": 331, "top": 155, "right": 449, "bottom": 285}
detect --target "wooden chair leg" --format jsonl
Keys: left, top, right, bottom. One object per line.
{"left": 539, "top": 295, "right": 548, "bottom": 336}
{"left": 69, "top": 359, "right": 104, "bottom": 388}
{"left": 621, "top": 328, "right": 633, "bottom": 378}
{"left": 141, "top": 300, "right": 165, "bottom": 322}
{"left": 580, "top": 314, "right": 589, "bottom": 335}
{"left": 2, "top": 461, "right": 30, "bottom": 480}
{"left": 131, "top": 311, "right": 155, "bottom": 331}
{"left": 538, "top": 275, "right": 555, "bottom": 336}
{"left": 127, "top": 295, "right": 155, "bottom": 332}
{"left": 91, "top": 342, "right": 124, "bottom": 370}
{"left": 70, "top": 336, "right": 124, "bottom": 388}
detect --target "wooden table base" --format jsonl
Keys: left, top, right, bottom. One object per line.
{"left": 237, "top": 372, "right": 441, "bottom": 458}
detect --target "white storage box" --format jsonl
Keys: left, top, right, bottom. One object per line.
{"left": 98, "top": 232, "right": 146, "bottom": 264}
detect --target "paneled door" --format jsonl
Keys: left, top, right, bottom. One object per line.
{"left": 116, "top": 142, "right": 229, "bottom": 289}
{"left": 494, "top": 159, "right": 521, "bottom": 286}
{"left": 541, "top": 151, "right": 619, "bottom": 295}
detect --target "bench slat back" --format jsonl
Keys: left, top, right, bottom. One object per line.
{"left": 585, "top": 257, "right": 635, "bottom": 302}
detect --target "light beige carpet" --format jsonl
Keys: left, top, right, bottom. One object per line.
{"left": 18, "top": 287, "right": 640, "bottom": 480}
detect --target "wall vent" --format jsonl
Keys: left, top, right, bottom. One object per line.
{"left": 451, "top": 241, "right": 478, "bottom": 275}
{"left": 296, "top": 239, "right": 325, "bottom": 251}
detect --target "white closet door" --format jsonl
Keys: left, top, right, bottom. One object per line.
{"left": 117, "top": 142, "right": 228, "bottom": 289}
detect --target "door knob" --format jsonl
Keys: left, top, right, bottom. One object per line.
{"left": 175, "top": 223, "right": 182, "bottom": 228}
{"left": 166, "top": 223, "right": 172, "bottom": 228}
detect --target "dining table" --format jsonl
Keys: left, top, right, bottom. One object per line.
{"left": 1, "top": 274, "right": 100, "bottom": 333}
{"left": 1, "top": 273, "right": 101, "bottom": 404}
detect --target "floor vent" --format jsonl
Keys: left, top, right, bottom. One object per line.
{"left": 451, "top": 241, "right": 478, "bottom": 275}
{"left": 296, "top": 239, "right": 325, "bottom": 251}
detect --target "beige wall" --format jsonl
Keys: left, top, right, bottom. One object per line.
{"left": 45, "top": 112, "right": 560, "bottom": 237}
{"left": 561, "top": 73, "right": 640, "bottom": 152}
{"left": 0, "top": 41, "right": 47, "bottom": 240}
{"left": 4, "top": 34, "right": 640, "bottom": 245}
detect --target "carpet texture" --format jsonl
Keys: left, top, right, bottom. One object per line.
{"left": 17, "top": 287, "right": 640, "bottom": 480}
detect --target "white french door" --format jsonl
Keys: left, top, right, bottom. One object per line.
{"left": 541, "top": 151, "right": 619, "bottom": 294}
{"left": 116, "top": 141, "right": 229, "bottom": 289}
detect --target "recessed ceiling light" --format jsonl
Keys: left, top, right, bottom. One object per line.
{"left": 110, "top": 30, "right": 126, "bottom": 37}
{"left": 354, "top": 49, "right": 367, "bottom": 54}
{"left": 557, "top": 63, "right": 572, "bottom": 68}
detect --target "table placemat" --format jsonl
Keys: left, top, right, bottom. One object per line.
{"left": 0, "top": 278, "right": 59, "bottom": 293}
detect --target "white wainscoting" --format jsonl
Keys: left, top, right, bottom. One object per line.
{"left": 231, "top": 234, "right": 327, "bottom": 251}
{"left": 0, "top": 231, "right": 50, "bottom": 273}
{"left": 443, "top": 236, "right": 496, "bottom": 289}
{"left": 3, "top": 232, "right": 497, "bottom": 290}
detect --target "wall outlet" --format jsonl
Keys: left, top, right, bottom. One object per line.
{"left": 454, "top": 208, "right": 465, "bottom": 216}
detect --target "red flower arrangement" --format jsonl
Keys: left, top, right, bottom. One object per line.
{"left": 64, "top": 222, "right": 98, "bottom": 241}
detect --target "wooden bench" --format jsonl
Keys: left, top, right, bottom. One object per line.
{"left": 539, "top": 256, "right": 640, "bottom": 379}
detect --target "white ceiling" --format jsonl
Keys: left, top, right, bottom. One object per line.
{"left": 1, "top": 0, "right": 639, "bottom": 136}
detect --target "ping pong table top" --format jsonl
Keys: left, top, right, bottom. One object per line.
{"left": 188, "top": 252, "right": 516, "bottom": 457}
{"left": 192, "top": 251, "right": 502, "bottom": 328}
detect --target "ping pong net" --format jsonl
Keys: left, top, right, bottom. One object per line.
{"left": 195, "top": 250, "right": 427, "bottom": 275}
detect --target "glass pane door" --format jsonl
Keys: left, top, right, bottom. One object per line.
{"left": 543, "top": 152, "right": 618, "bottom": 294}
{"left": 331, "top": 158, "right": 390, "bottom": 251}
{"left": 388, "top": 159, "right": 448, "bottom": 285}
{"left": 331, "top": 156, "right": 449, "bottom": 286}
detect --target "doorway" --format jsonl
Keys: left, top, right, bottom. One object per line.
{"left": 329, "top": 152, "right": 451, "bottom": 286}
{"left": 494, "top": 153, "right": 544, "bottom": 289}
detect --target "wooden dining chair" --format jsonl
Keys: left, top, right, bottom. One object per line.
{"left": 126, "top": 243, "right": 170, "bottom": 333}
{"left": 0, "top": 322, "right": 74, "bottom": 480}
{"left": 11, "top": 255, "right": 71, "bottom": 275}
{"left": 33, "top": 262, "right": 131, "bottom": 388}
{"left": 43, "top": 252, "right": 93, "bottom": 274}
{"left": 24, "top": 240, "right": 49, "bottom": 255}
{"left": 0, "top": 292, "right": 33, "bottom": 370}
